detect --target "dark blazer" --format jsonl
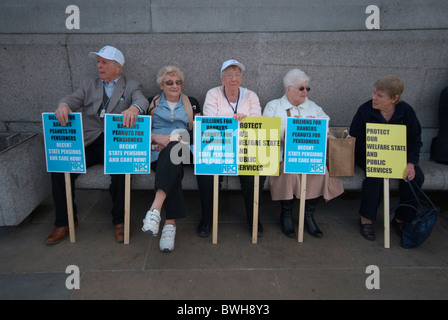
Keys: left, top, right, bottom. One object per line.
{"left": 59, "top": 76, "right": 149, "bottom": 146}
{"left": 349, "top": 99, "right": 423, "bottom": 171}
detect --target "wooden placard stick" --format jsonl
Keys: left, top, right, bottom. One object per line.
{"left": 64, "top": 172, "right": 76, "bottom": 243}
{"left": 298, "top": 174, "right": 307, "bottom": 243}
{"left": 252, "top": 175, "right": 260, "bottom": 244}
{"left": 383, "top": 177, "right": 390, "bottom": 248}
{"left": 124, "top": 173, "right": 131, "bottom": 245}
{"left": 212, "top": 175, "right": 219, "bottom": 244}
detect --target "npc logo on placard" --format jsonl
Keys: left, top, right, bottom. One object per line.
{"left": 133, "top": 163, "right": 149, "bottom": 172}
{"left": 71, "top": 162, "right": 85, "bottom": 172}
{"left": 222, "top": 164, "right": 236, "bottom": 174}
{"left": 310, "top": 164, "right": 324, "bottom": 173}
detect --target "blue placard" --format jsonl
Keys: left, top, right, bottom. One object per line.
{"left": 42, "top": 112, "right": 86, "bottom": 173}
{"left": 104, "top": 114, "right": 151, "bottom": 174}
{"left": 284, "top": 118, "right": 328, "bottom": 174}
{"left": 194, "top": 116, "right": 238, "bottom": 175}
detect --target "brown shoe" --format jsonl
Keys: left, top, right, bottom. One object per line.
{"left": 44, "top": 222, "right": 78, "bottom": 245}
{"left": 115, "top": 223, "right": 125, "bottom": 243}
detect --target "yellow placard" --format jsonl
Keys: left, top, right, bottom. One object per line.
{"left": 366, "top": 123, "right": 407, "bottom": 179}
{"left": 238, "top": 117, "right": 281, "bottom": 176}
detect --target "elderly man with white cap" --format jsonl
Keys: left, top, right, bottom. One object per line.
{"left": 45, "top": 45, "right": 149, "bottom": 244}
{"left": 196, "top": 59, "right": 265, "bottom": 238}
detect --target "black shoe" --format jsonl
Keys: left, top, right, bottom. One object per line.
{"left": 391, "top": 218, "right": 407, "bottom": 237}
{"left": 197, "top": 220, "right": 211, "bottom": 237}
{"left": 305, "top": 205, "right": 323, "bottom": 237}
{"left": 359, "top": 218, "right": 375, "bottom": 241}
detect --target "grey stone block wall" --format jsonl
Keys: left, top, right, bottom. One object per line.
{"left": 1, "top": 0, "right": 447, "bottom": 134}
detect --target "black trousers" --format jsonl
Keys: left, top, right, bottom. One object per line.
{"left": 359, "top": 165, "right": 425, "bottom": 223}
{"left": 51, "top": 133, "right": 125, "bottom": 226}
{"left": 151, "top": 141, "right": 186, "bottom": 220}
{"left": 196, "top": 174, "right": 266, "bottom": 224}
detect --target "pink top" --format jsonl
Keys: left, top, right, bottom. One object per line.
{"left": 203, "top": 86, "right": 262, "bottom": 117}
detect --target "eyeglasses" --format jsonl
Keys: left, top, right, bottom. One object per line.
{"left": 223, "top": 73, "right": 242, "bottom": 79}
{"left": 295, "top": 86, "right": 310, "bottom": 92}
{"left": 164, "top": 80, "right": 183, "bottom": 86}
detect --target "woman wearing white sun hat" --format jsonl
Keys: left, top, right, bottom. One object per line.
{"left": 196, "top": 59, "right": 265, "bottom": 238}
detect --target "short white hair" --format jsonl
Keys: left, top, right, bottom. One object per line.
{"left": 283, "top": 69, "right": 310, "bottom": 88}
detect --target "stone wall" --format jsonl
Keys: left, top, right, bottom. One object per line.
{"left": 1, "top": 0, "right": 447, "bottom": 136}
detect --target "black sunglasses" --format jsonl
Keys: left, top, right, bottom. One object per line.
{"left": 298, "top": 87, "right": 311, "bottom": 92}
{"left": 165, "top": 80, "right": 183, "bottom": 86}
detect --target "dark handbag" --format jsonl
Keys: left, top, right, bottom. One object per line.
{"left": 391, "top": 180, "right": 440, "bottom": 249}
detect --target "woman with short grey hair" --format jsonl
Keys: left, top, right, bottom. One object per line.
{"left": 283, "top": 69, "right": 310, "bottom": 88}
{"left": 263, "top": 69, "right": 344, "bottom": 238}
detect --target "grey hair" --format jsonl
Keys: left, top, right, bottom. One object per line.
{"left": 283, "top": 69, "right": 310, "bottom": 88}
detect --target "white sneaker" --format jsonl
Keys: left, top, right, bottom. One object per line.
{"left": 142, "top": 209, "right": 161, "bottom": 236}
{"left": 159, "top": 224, "right": 176, "bottom": 252}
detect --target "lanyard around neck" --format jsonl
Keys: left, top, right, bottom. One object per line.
{"left": 223, "top": 87, "right": 240, "bottom": 114}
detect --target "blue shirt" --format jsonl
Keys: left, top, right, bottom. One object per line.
{"left": 102, "top": 77, "right": 120, "bottom": 98}
{"left": 151, "top": 93, "right": 189, "bottom": 161}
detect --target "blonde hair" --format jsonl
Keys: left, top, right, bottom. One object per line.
{"left": 156, "top": 65, "right": 185, "bottom": 88}
{"left": 374, "top": 76, "right": 404, "bottom": 104}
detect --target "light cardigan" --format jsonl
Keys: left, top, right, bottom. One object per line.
{"left": 263, "top": 95, "right": 329, "bottom": 140}
{"left": 203, "top": 86, "right": 262, "bottom": 117}
{"left": 263, "top": 95, "right": 330, "bottom": 162}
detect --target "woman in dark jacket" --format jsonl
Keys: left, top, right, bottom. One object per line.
{"left": 349, "top": 76, "right": 424, "bottom": 241}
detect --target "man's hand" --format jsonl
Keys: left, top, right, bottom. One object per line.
{"left": 121, "top": 105, "right": 140, "bottom": 128}
{"left": 55, "top": 104, "right": 72, "bottom": 126}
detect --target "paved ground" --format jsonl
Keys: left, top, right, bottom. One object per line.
{"left": 0, "top": 189, "right": 447, "bottom": 302}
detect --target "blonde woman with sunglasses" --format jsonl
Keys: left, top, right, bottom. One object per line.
{"left": 142, "top": 65, "right": 201, "bottom": 252}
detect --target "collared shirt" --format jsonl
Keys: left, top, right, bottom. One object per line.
{"left": 103, "top": 76, "right": 143, "bottom": 114}
{"left": 102, "top": 77, "right": 120, "bottom": 98}
{"left": 263, "top": 95, "right": 329, "bottom": 139}
{"left": 151, "top": 93, "right": 189, "bottom": 162}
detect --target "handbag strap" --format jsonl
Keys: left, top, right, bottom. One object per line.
{"left": 406, "top": 178, "right": 437, "bottom": 209}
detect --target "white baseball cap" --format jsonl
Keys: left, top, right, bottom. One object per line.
{"left": 88, "top": 45, "right": 125, "bottom": 66}
{"left": 220, "top": 59, "right": 245, "bottom": 74}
